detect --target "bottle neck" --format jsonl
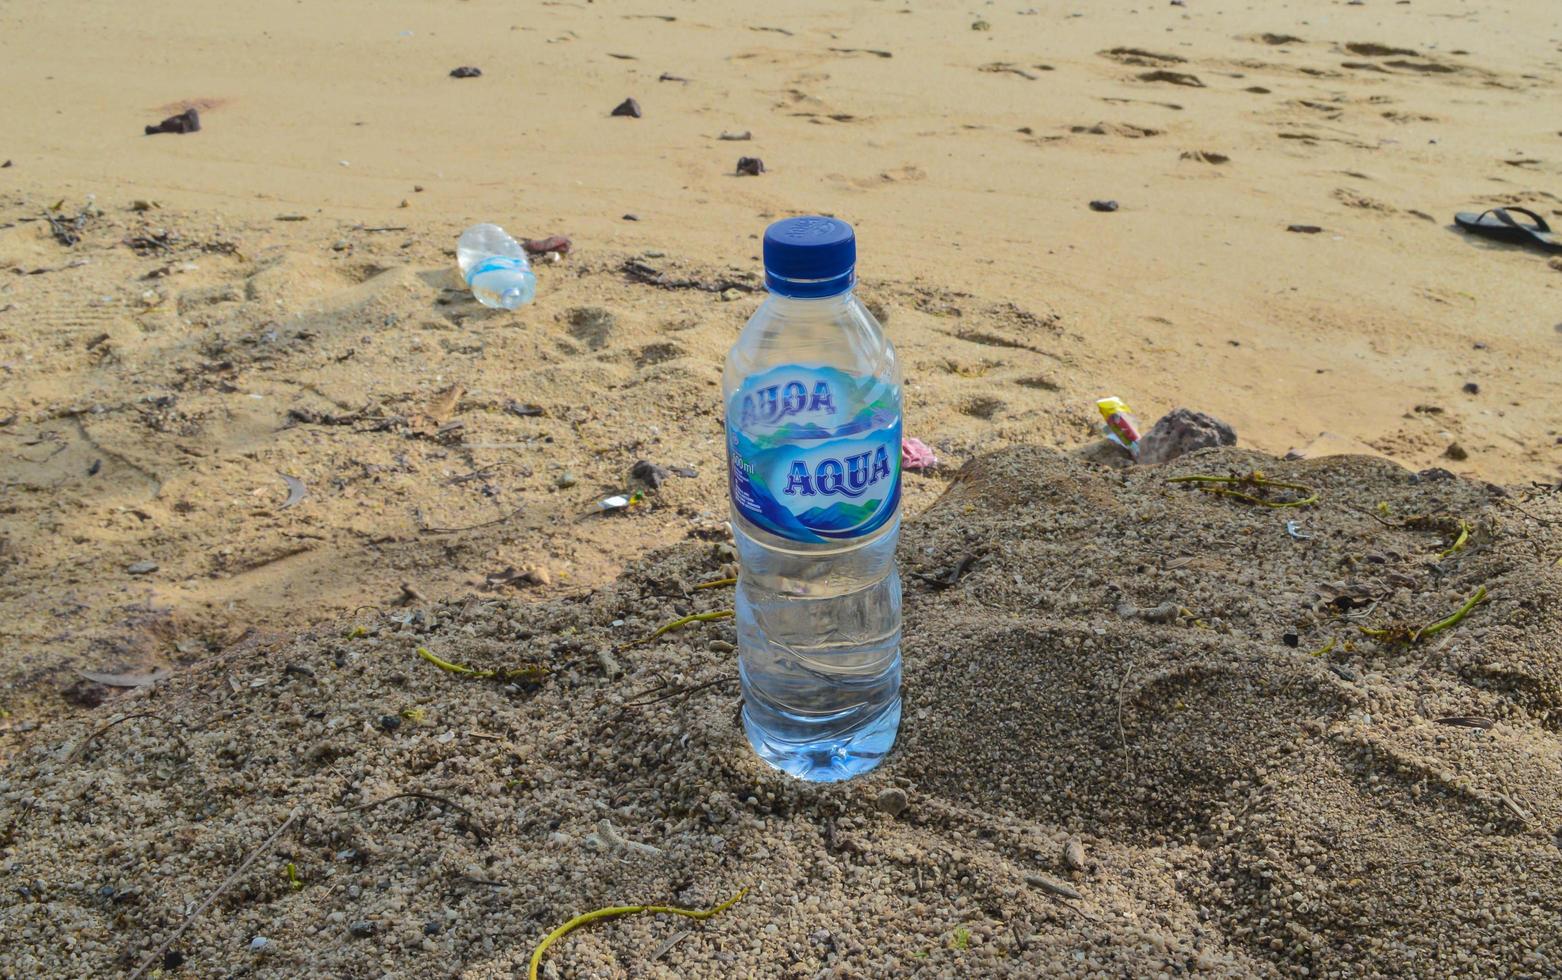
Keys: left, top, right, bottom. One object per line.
{"left": 763, "top": 287, "right": 855, "bottom": 311}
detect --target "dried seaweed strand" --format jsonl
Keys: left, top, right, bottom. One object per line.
{"left": 1360, "top": 586, "right": 1489, "bottom": 643}
{"left": 692, "top": 576, "right": 738, "bottom": 590}
{"left": 416, "top": 646, "right": 549, "bottom": 683}
{"left": 529, "top": 889, "right": 748, "bottom": 980}
{"left": 1168, "top": 472, "right": 1319, "bottom": 508}
{"left": 1438, "top": 520, "right": 1470, "bottom": 559}
{"left": 621, "top": 609, "right": 734, "bottom": 650}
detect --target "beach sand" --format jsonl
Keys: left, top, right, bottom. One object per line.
{"left": 2, "top": 0, "right": 1561, "bottom": 975}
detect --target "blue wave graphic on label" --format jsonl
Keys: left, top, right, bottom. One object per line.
{"left": 727, "top": 365, "right": 901, "bottom": 543}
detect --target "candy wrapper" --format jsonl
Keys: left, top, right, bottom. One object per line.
{"left": 1096, "top": 396, "right": 1142, "bottom": 458}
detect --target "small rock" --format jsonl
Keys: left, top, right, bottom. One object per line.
{"left": 127, "top": 560, "right": 159, "bottom": 575}
{"left": 1282, "top": 631, "right": 1300, "bottom": 648}
{"left": 1287, "top": 224, "right": 1323, "bottom": 234}
{"left": 1444, "top": 442, "right": 1469, "bottom": 461}
{"left": 423, "top": 920, "right": 443, "bottom": 936}
{"left": 1089, "top": 199, "right": 1119, "bottom": 212}
{"left": 1462, "top": 381, "right": 1480, "bottom": 395}
{"left": 145, "top": 108, "right": 200, "bottom": 136}
{"left": 378, "top": 714, "right": 402, "bottom": 732}
{"left": 349, "top": 921, "right": 377, "bottom": 938}
{"left": 1064, "top": 839, "right": 1087, "bottom": 871}
{"left": 556, "top": 471, "right": 578, "bottom": 489}
{"left": 449, "top": 66, "right": 482, "bottom": 78}
{"left": 611, "top": 97, "right": 643, "bottom": 118}
{"left": 708, "top": 639, "right": 735, "bottom": 654}
{"left": 719, "top": 130, "right": 753, "bottom": 141}
{"left": 631, "top": 459, "right": 670, "bottom": 489}
{"left": 721, "top": 288, "right": 743, "bottom": 302}
{"left": 876, "top": 787, "right": 909, "bottom": 817}
{"left": 0, "top": 160, "right": 11, "bottom": 168}
{"left": 735, "top": 156, "right": 765, "bottom": 176}
{"left": 1137, "top": 408, "right": 1238, "bottom": 465}
{"left": 971, "top": 19, "right": 991, "bottom": 30}
{"left": 248, "top": 936, "right": 270, "bottom": 952}
{"left": 1411, "top": 467, "right": 1455, "bottom": 483}
{"left": 622, "top": 213, "right": 639, "bottom": 221}
{"left": 522, "top": 565, "right": 552, "bottom": 587}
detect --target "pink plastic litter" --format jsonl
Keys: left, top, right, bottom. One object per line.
{"left": 902, "top": 436, "right": 937, "bottom": 471}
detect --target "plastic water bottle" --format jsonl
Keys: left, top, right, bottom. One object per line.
{"left": 723, "top": 216, "right": 902, "bottom": 781}
{"left": 456, "top": 223, "right": 536, "bottom": 309}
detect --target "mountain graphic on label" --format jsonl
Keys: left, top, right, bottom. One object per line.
{"left": 796, "top": 498, "right": 883, "bottom": 533}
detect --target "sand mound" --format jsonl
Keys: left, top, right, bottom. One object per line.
{"left": 3, "top": 447, "right": 1559, "bottom": 977}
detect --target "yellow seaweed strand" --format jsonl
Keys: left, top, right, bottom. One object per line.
{"left": 529, "top": 889, "right": 748, "bottom": 980}
{"left": 622, "top": 610, "right": 735, "bottom": 650}
{"left": 1438, "top": 521, "right": 1470, "bottom": 559}
{"left": 1167, "top": 473, "right": 1319, "bottom": 509}
{"left": 692, "top": 577, "right": 738, "bottom": 591}
{"left": 416, "top": 646, "right": 493, "bottom": 678}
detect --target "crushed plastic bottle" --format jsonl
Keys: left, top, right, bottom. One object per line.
{"left": 456, "top": 223, "right": 536, "bottom": 309}
{"left": 724, "top": 216, "right": 902, "bottom": 782}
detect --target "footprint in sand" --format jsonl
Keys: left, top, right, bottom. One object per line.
{"left": 1071, "top": 122, "right": 1162, "bottom": 138}
{"left": 1138, "top": 70, "right": 1205, "bottom": 88}
{"left": 1099, "top": 47, "right": 1186, "bottom": 67}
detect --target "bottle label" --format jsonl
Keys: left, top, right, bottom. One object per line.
{"left": 726, "top": 364, "right": 901, "bottom": 543}
{"left": 464, "top": 255, "right": 527, "bottom": 284}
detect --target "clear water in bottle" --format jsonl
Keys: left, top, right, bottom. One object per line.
{"left": 456, "top": 223, "right": 536, "bottom": 310}
{"left": 723, "top": 216, "right": 902, "bottom": 782}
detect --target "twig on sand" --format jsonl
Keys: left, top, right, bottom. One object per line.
{"left": 128, "top": 809, "right": 306, "bottom": 980}
{"left": 529, "top": 889, "right": 748, "bottom": 980}
{"left": 417, "top": 646, "right": 549, "bottom": 684}
{"left": 692, "top": 576, "right": 737, "bottom": 591}
{"left": 620, "top": 609, "right": 734, "bottom": 651}
{"left": 1116, "top": 661, "right": 1135, "bottom": 777}
{"left": 336, "top": 791, "right": 488, "bottom": 845}
{"left": 67, "top": 712, "right": 189, "bottom": 763}
{"left": 622, "top": 675, "right": 738, "bottom": 710}
{"left": 417, "top": 505, "right": 525, "bottom": 534}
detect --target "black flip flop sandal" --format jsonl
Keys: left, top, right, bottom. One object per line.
{"left": 1454, "top": 206, "right": 1562, "bottom": 253}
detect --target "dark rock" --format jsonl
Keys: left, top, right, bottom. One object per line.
{"left": 1, "top": 160, "right": 12, "bottom": 168}
{"left": 127, "top": 560, "right": 159, "bottom": 575}
{"left": 378, "top": 714, "right": 401, "bottom": 732}
{"left": 876, "top": 787, "right": 909, "bottom": 817}
{"left": 631, "top": 460, "right": 670, "bottom": 489}
{"left": 145, "top": 108, "right": 200, "bottom": 136}
{"left": 1137, "top": 408, "right": 1237, "bottom": 465}
{"left": 611, "top": 98, "right": 643, "bottom": 118}
{"left": 1411, "top": 467, "right": 1455, "bottom": 483}
{"left": 449, "top": 66, "right": 482, "bottom": 78}
{"left": 1444, "top": 443, "right": 1469, "bottom": 461}
{"left": 1089, "top": 199, "right": 1119, "bottom": 212}
{"left": 1462, "top": 382, "right": 1479, "bottom": 395}
{"left": 622, "top": 213, "right": 639, "bottom": 221}
{"left": 735, "top": 156, "right": 765, "bottom": 176}
{"left": 349, "top": 921, "right": 377, "bottom": 938}
{"left": 1282, "top": 632, "right": 1300, "bottom": 648}
{"left": 163, "top": 951, "right": 186, "bottom": 970}
{"left": 63, "top": 679, "right": 109, "bottom": 709}
{"left": 1287, "top": 224, "right": 1323, "bottom": 234}
{"left": 424, "top": 920, "right": 443, "bottom": 936}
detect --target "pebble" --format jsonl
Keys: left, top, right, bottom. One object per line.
{"left": 556, "top": 471, "right": 578, "bottom": 489}
{"left": 424, "top": 920, "right": 443, "bottom": 936}
{"left": 611, "top": 97, "right": 643, "bottom": 118}
{"left": 127, "top": 560, "right": 158, "bottom": 575}
{"left": 523, "top": 565, "right": 552, "bottom": 587}
{"left": 1089, "top": 199, "right": 1119, "bottom": 212}
{"left": 349, "top": 921, "right": 377, "bottom": 938}
{"left": 1064, "top": 839, "right": 1087, "bottom": 871}
{"left": 708, "top": 639, "right": 735, "bottom": 653}
{"left": 721, "top": 288, "right": 743, "bottom": 302}
{"left": 248, "top": 936, "right": 270, "bottom": 951}
{"left": 1462, "top": 382, "right": 1480, "bottom": 395}
{"left": 876, "top": 787, "right": 909, "bottom": 817}
{"left": 378, "top": 714, "right": 401, "bottom": 732}
{"left": 1444, "top": 443, "right": 1469, "bottom": 461}
{"left": 735, "top": 156, "right": 765, "bottom": 176}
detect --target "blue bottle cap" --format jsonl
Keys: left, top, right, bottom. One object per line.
{"left": 763, "top": 216, "right": 856, "bottom": 298}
